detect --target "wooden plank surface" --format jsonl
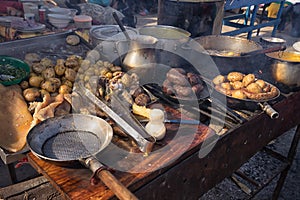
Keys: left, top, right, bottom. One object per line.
{"left": 28, "top": 106, "right": 215, "bottom": 200}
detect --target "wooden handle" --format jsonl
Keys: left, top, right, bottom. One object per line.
{"left": 97, "top": 169, "right": 138, "bottom": 200}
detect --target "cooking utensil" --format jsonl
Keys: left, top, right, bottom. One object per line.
{"left": 27, "top": 114, "right": 138, "bottom": 200}
{"left": 138, "top": 25, "right": 191, "bottom": 68}
{"left": 194, "top": 35, "right": 264, "bottom": 77}
{"left": 260, "top": 37, "right": 286, "bottom": 48}
{"left": 266, "top": 51, "right": 300, "bottom": 88}
{"left": 143, "top": 84, "right": 237, "bottom": 128}
{"left": 212, "top": 83, "right": 280, "bottom": 119}
{"left": 112, "top": 12, "right": 131, "bottom": 41}
{"left": 239, "top": 45, "right": 286, "bottom": 57}
{"left": 78, "top": 83, "right": 155, "bottom": 154}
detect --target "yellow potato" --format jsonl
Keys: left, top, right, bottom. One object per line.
{"left": 213, "top": 75, "right": 226, "bottom": 85}
{"left": 29, "top": 76, "right": 44, "bottom": 88}
{"left": 256, "top": 79, "right": 266, "bottom": 89}
{"left": 221, "top": 82, "right": 232, "bottom": 90}
{"left": 231, "top": 81, "right": 243, "bottom": 90}
{"left": 246, "top": 82, "right": 263, "bottom": 94}
{"left": 227, "top": 72, "right": 244, "bottom": 82}
{"left": 231, "top": 90, "right": 247, "bottom": 99}
{"left": 242, "top": 74, "right": 255, "bottom": 87}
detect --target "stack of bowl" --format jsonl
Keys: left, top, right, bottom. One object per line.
{"left": 47, "top": 7, "right": 77, "bottom": 28}
{"left": 47, "top": 13, "right": 72, "bottom": 28}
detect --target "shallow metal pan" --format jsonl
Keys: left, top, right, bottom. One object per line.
{"left": 27, "top": 114, "right": 137, "bottom": 200}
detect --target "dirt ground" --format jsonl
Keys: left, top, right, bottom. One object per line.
{"left": 1, "top": 12, "right": 300, "bottom": 200}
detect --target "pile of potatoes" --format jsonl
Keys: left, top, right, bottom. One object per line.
{"left": 20, "top": 55, "right": 82, "bottom": 102}
{"left": 76, "top": 59, "right": 140, "bottom": 102}
{"left": 213, "top": 72, "right": 279, "bottom": 100}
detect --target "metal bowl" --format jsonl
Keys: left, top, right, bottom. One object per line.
{"left": 266, "top": 51, "right": 300, "bottom": 88}
{"left": 260, "top": 37, "right": 286, "bottom": 47}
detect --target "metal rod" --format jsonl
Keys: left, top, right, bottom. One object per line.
{"left": 272, "top": 125, "right": 300, "bottom": 200}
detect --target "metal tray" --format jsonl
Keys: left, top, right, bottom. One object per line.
{"left": 0, "top": 30, "right": 93, "bottom": 60}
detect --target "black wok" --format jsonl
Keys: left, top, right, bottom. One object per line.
{"left": 27, "top": 114, "right": 138, "bottom": 200}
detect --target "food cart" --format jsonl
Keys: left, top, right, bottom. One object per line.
{"left": 0, "top": 1, "right": 299, "bottom": 200}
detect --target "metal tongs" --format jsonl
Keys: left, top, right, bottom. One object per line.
{"left": 78, "top": 83, "right": 155, "bottom": 154}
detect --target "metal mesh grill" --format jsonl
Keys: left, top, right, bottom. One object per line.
{"left": 42, "top": 131, "right": 101, "bottom": 160}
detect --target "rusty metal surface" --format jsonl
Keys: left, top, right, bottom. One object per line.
{"left": 134, "top": 92, "right": 300, "bottom": 199}
{"left": 0, "top": 31, "right": 92, "bottom": 60}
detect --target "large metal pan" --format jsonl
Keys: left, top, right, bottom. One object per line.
{"left": 194, "top": 35, "right": 264, "bottom": 77}
{"left": 211, "top": 82, "right": 280, "bottom": 119}
{"left": 27, "top": 114, "right": 138, "bottom": 200}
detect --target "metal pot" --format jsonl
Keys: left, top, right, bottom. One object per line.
{"left": 89, "top": 25, "right": 138, "bottom": 64}
{"left": 266, "top": 51, "right": 300, "bottom": 88}
{"left": 89, "top": 25, "right": 138, "bottom": 47}
{"left": 122, "top": 35, "right": 158, "bottom": 70}
{"left": 138, "top": 25, "right": 191, "bottom": 67}
{"left": 194, "top": 35, "right": 264, "bottom": 77}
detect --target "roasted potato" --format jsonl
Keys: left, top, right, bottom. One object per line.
{"left": 221, "top": 82, "right": 232, "bottom": 91}
{"left": 48, "top": 78, "right": 61, "bottom": 88}
{"left": 55, "top": 64, "right": 66, "bottom": 76}
{"left": 23, "top": 88, "right": 41, "bottom": 102}
{"left": 231, "top": 90, "right": 247, "bottom": 99}
{"left": 41, "top": 80, "right": 57, "bottom": 93}
{"left": 242, "top": 74, "right": 255, "bottom": 87}
{"left": 65, "top": 68, "right": 77, "bottom": 82}
{"left": 231, "top": 81, "right": 243, "bottom": 90}
{"left": 246, "top": 82, "right": 262, "bottom": 94}
{"left": 42, "top": 68, "right": 56, "bottom": 80}
{"left": 227, "top": 72, "right": 244, "bottom": 82}
{"left": 66, "top": 35, "right": 80, "bottom": 46}
{"left": 20, "top": 81, "right": 29, "bottom": 90}
{"left": 32, "top": 63, "right": 46, "bottom": 74}
{"left": 59, "top": 84, "right": 72, "bottom": 94}
{"left": 29, "top": 76, "right": 44, "bottom": 88}
{"left": 40, "top": 58, "right": 54, "bottom": 68}
{"left": 212, "top": 75, "right": 226, "bottom": 85}
{"left": 256, "top": 79, "right": 266, "bottom": 89}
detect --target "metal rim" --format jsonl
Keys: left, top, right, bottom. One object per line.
{"left": 27, "top": 114, "right": 113, "bottom": 162}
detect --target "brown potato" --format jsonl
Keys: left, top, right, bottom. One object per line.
{"left": 227, "top": 72, "right": 244, "bottom": 82}
{"left": 231, "top": 90, "right": 247, "bottom": 99}
{"left": 32, "top": 63, "right": 46, "bottom": 74}
{"left": 242, "top": 74, "right": 255, "bottom": 87}
{"left": 221, "top": 82, "right": 232, "bottom": 90}
{"left": 55, "top": 64, "right": 66, "bottom": 76}
{"left": 213, "top": 75, "right": 226, "bottom": 85}
{"left": 23, "top": 88, "right": 40, "bottom": 102}
{"left": 256, "top": 79, "right": 266, "bottom": 89}
{"left": 20, "top": 81, "right": 29, "bottom": 90}
{"left": 66, "top": 35, "right": 80, "bottom": 46}
{"left": 29, "top": 76, "right": 44, "bottom": 88}
{"left": 48, "top": 78, "right": 61, "bottom": 88}
{"left": 59, "top": 85, "right": 72, "bottom": 94}
{"left": 40, "top": 58, "right": 54, "bottom": 68}
{"left": 65, "top": 68, "right": 77, "bottom": 82}
{"left": 41, "top": 80, "right": 57, "bottom": 93}
{"left": 42, "top": 68, "right": 56, "bottom": 80}
{"left": 246, "top": 82, "right": 263, "bottom": 94}
{"left": 231, "top": 81, "right": 243, "bottom": 90}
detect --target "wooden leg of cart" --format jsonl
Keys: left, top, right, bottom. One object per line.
{"left": 272, "top": 125, "right": 300, "bottom": 200}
